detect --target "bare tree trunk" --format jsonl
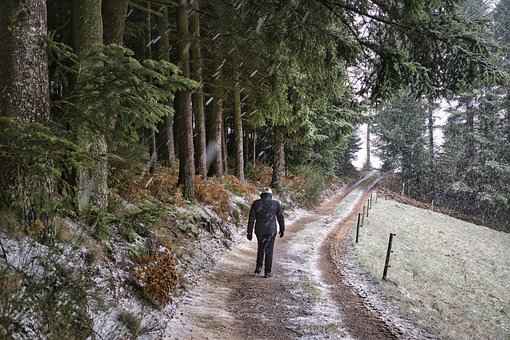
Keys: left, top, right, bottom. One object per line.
{"left": 72, "top": 0, "right": 80, "bottom": 51}
{"left": 102, "top": 0, "right": 128, "bottom": 45}
{"left": 222, "top": 113, "right": 228, "bottom": 175}
{"left": 191, "top": 0, "right": 207, "bottom": 178}
{"left": 208, "top": 88, "right": 224, "bottom": 176}
{"left": 144, "top": 2, "right": 158, "bottom": 171}
{"left": 0, "top": 0, "right": 50, "bottom": 120}
{"left": 271, "top": 127, "right": 285, "bottom": 189}
{"left": 253, "top": 131, "right": 257, "bottom": 166}
{"left": 145, "top": 3, "right": 152, "bottom": 59}
{"left": 176, "top": 0, "right": 195, "bottom": 199}
{"left": 158, "top": 6, "right": 169, "bottom": 58}
{"left": 427, "top": 99, "right": 435, "bottom": 194}
{"left": 428, "top": 102, "right": 435, "bottom": 163}
{"left": 466, "top": 99, "right": 475, "bottom": 161}
{"left": 0, "top": 0, "right": 53, "bottom": 228}
{"left": 156, "top": 6, "right": 176, "bottom": 166}
{"left": 76, "top": 0, "right": 108, "bottom": 211}
{"left": 167, "top": 115, "right": 176, "bottom": 165}
{"left": 156, "top": 111, "right": 176, "bottom": 166}
{"left": 75, "top": 0, "right": 103, "bottom": 54}
{"left": 364, "top": 120, "right": 371, "bottom": 170}
{"left": 233, "top": 65, "right": 245, "bottom": 182}
{"left": 243, "top": 129, "right": 249, "bottom": 166}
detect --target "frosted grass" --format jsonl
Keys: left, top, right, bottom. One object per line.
{"left": 354, "top": 199, "right": 510, "bottom": 340}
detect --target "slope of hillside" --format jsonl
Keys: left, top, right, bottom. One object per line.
{"left": 0, "top": 167, "right": 348, "bottom": 339}
{"left": 352, "top": 197, "right": 510, "bottom": 340}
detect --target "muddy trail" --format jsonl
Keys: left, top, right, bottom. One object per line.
{"left": 166, "top": 173, "right": 397, "bottom": 339}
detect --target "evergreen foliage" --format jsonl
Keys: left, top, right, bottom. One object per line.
{"left": 371, "top": 0, "right": 510, "bottom": 231}
{"left": 0, "top": 0, "right": 508, "bottom": 335}
{"left": 71, "top": 44, "right": 196, "bottom": 146}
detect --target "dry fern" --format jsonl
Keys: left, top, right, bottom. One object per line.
{"left": 194, "top": 177, "right": 231, "bottom": 218}
{"left": 133, "top": 250, "right": 178, "bottom": 307}
{"left": 224, "top": 175, "right": 257, "bottom": 196}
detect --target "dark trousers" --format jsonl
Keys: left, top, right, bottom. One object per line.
{"left": 256, "top": 234, "right": 276, "bottom": 274}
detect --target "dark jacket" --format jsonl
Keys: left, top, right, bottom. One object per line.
{"left": 247, "top": 193, "right": 285, "bottom": 237}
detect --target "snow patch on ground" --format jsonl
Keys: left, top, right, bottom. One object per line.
{"left": 90, "top": 202, "right": 249, "bottom": 339}
{"left": 284, "top": 189, "right": 364, "bottom": 340}
{"left": 162, "top": 207, "right": 311, "bottom": 339}
{"left": 352, "top": 199, "right": 510, "bottom": 340}
{"left": 0, "top": 190, "right": 255, "bottom": 339}
{"left": 285, "top": 216, "right": 349, "bottom": 339}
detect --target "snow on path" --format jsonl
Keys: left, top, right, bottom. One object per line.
{"left": 163, "top": 182, "right": 371, "bottom": 340}
{"left": 282, "top": 189, "right": 363, "bottom": 339}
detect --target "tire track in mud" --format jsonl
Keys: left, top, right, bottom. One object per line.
{"left": 321, "top": 187, "right": 398, "bottom": 340}
{"left": 166, "top": 173, "right": 396, "bottom": 339}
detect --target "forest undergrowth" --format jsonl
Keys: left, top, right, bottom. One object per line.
{"left": 0, "top": 161, "right": 346, "bottom": 339}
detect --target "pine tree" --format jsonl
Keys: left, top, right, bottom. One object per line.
{"left": 233, "top": 62, "right": 245, "bottom": 182}
{"left": 75, "top": 0, "right": 109, "bottom": 211}
{"left": 0, "top": 0, "right": 53, "bottom": 224}
{"left": 0, "top": 0, "right": 50, "bottom": 120}
{"left": 176, "top": 0, "right": 195, "bottom": 200}
{"left": 102, "top": 0, "right": 128, "bottom": 45}
{"left": 373, "top": 94, "right": 429, "bottom": 198}
{"left": 156, "top": 6, "right": 177, "bottom": 167}
{"left": 209, "top": 85, "right": 225, "bottom": 177}
{"left": 191, "top": 0, "right": 207, "bottom": 178}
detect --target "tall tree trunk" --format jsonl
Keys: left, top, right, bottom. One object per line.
{"left": 208, "top": 89, "right": 224, "bottom": 176}
{"left": 271, "top": 126, "right": 285, "bottom": 189}
{"left": 427, "top": 99, "right": 435, "bottom": 194}
{"left": 0, "top": 0, "right": 52, "bottom": 227}
{"left": 156, "top": 6, "right": 176, "bottom": 166}
{"left": 233, "top": 65, "right": 245, "bottom": 182}
{"left": 0, "top": 0, "right": 50, "bottom": 120}
{"left": 75, "top": 0, "right": 103, "bottom": 54}
{"left": 191, "top": 0, "right": 207, "bottom": 178}
{"left": 76, "top": 0, "right": 108, "bottom": 211}
{"left": 428, "top": 102, "right": 435, "bottom": 163}
{"left": 156, "top": 111, "right": 176, "bottom": 166}
{"left": 145, "top": 2, "right": 158, "bottom": 170}
{"left": 364, "top": 120, "right": 371, "bottom": 170}
{"left": 253, "top": 131, "right": 257, "bottom": 166}
{"left": 102, "top": 0, "right": 128, "bottom": 45}
{"left": 466, "top": 99, "right": 475, "bottom": 161}
{"left": 72, "top": 0, "right": 80, "bottom": 51}
{"left": 222, "top": 113, "right": 228, "bottom": 175}
{"left": 176, "top": 0, "right": 195, "bottom": 199}
{"left": 145, "top": 2, "right": 152, "bottom": 56}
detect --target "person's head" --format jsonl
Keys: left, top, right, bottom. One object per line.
{"left": 260, "top": 187, "right": 272, "bottom": 199}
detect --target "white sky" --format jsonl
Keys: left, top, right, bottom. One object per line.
{"left": 352, "top": 123, "right": 382, "bottom": 170}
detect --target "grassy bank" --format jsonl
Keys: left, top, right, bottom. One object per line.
{"left": 353, "top": 198, "right": 510, "bottom": 340}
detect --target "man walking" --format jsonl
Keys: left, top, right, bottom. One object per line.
{"left": 247, "top": 188, "right": 285, "bottom": 278}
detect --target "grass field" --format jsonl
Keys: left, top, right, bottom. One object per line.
{"left": 353, "top": 197, "right": 510, "bottom": 340}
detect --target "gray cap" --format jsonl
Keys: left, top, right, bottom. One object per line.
{"left": 260, "top": 187, "right": 273, "bottom": 195}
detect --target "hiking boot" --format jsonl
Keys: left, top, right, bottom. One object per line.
{"left": 264, "top": 272, "right": 272, "bottom": 278}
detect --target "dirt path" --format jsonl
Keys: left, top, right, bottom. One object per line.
{"left": 165, "top": 174, "right": 396, "bottom": 339}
